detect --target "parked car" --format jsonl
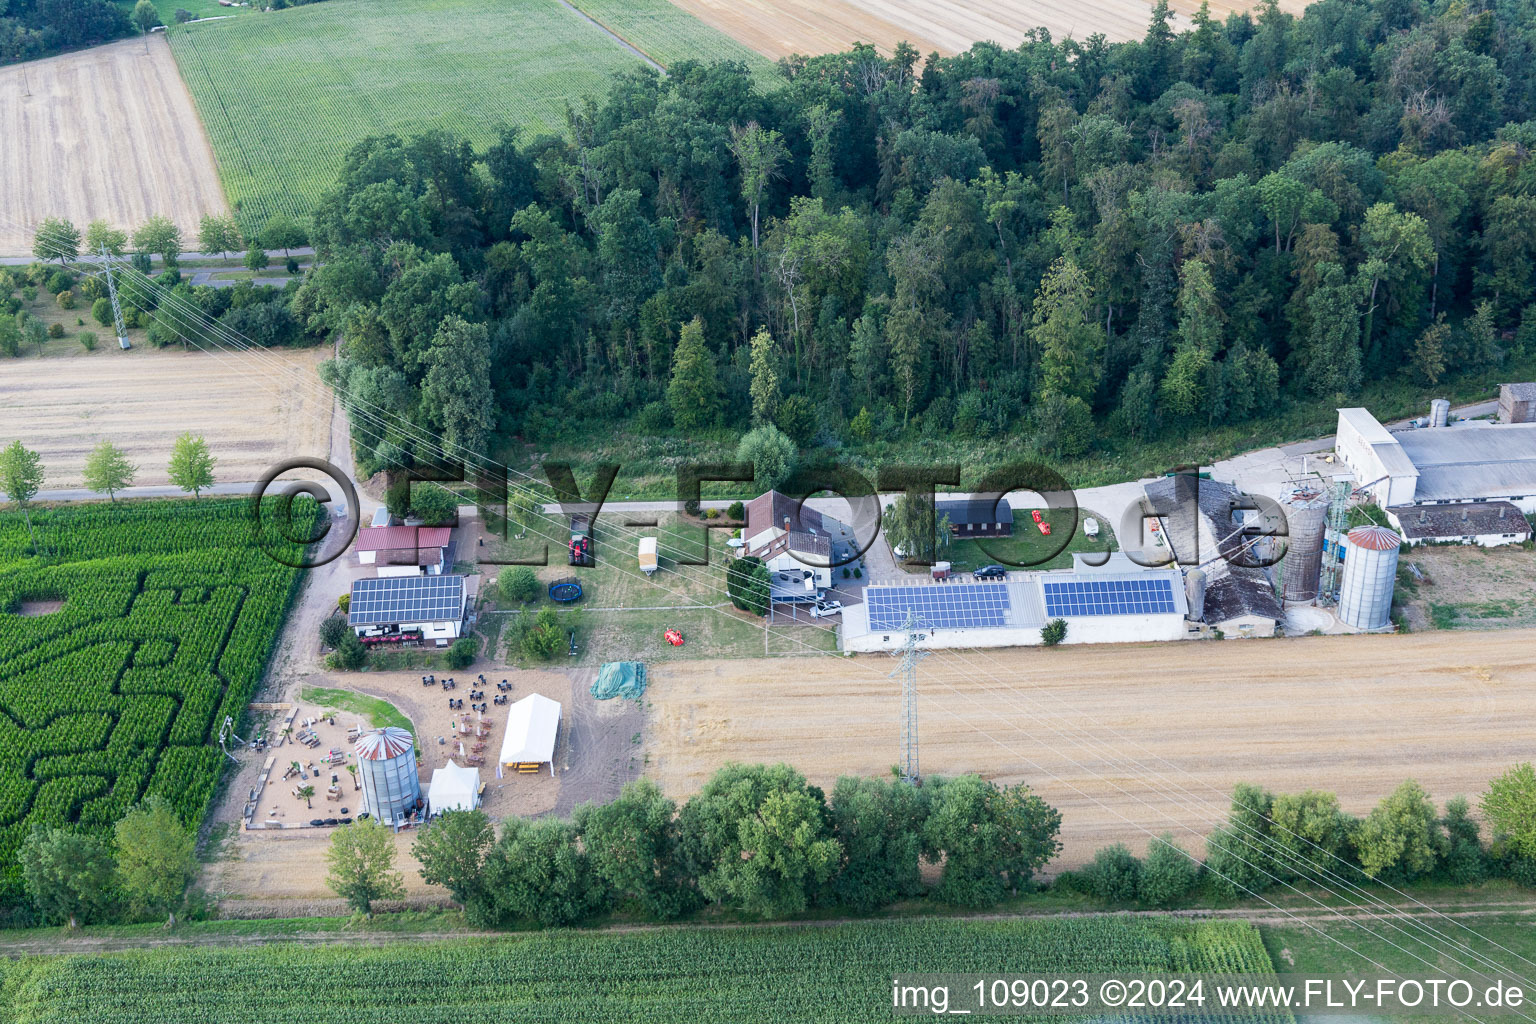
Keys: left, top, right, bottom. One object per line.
{"left": 973, "top": 565, "right": 1007, "bottom": 580}
{"left": 810, "top": 599, "right": 843, "bottom": 618}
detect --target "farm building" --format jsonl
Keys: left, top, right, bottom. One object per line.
{"left": 1198, "top": 571, "right": 1281, "bottom": 637}
{"left": 839, "top": 553, "right": 1188, "bottom": 652}
{"left": 741, "top": 490, "right": 838, "bottom": 596}
{"left": 1335, "top": 404, "right": 1536, "bottom": 513}
{"left": 347, "top": 574, "right": 467, "bottom": 643}
{"left": 355, "top": 525, "right": 452, "bottom": 576}
{"left": 1387, "top": 501, "right": 1532, "bottom": 547}
{"left": 935, "top": 498, "right": 1014, "bottom": 538}
{"left": 497, "top": 693, "right": 561, "bottom": 778}
{"left": 426, "top": 760, "right": 481, "bottom": 817}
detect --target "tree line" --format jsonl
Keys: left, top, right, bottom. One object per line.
{"left": 258, "top": 0, "right": 1536, "bottom": 485}
{"left": 337, "top": 765, "right": 1063, "bottom": 923}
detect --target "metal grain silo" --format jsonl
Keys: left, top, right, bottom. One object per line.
{"left": 1429, "top": 398, "right": 1450, "bottom": 428}
{"left": 1279, "top": 488, "right": 1328, "bottom": 602}
{"left": 355, "top": 727, "right": 420, "bottom": 826}
{"left": 1337, "top": 525, "right": 1401, "bottom": 630}
{"left": 1184, "top": 568, "right": 1207, "bottom": 622}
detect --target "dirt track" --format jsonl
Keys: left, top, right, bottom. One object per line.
{"left": 666, "top": 0, "right": 1308, "bottom": 56}
{"left": 647, "top": 629, "right": 1536, "bottom": 866}
{"left": 0, "top": 346, "right": 331, "bottom": 489}
{"left": 0, "top": 36, "right": 228, "bottom": 256}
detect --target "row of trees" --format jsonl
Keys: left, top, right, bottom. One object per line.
{"left": 17, "top": 797, "right": 198, "bottom": 928}
{"left": 33, "top": 213, "right": 307, "bottom": 268}
{"left": 1071, "top": 763, "right": 1536, "bottom": 908}
{"left": 287, "top": 0, "right": 1536, "bottom": 486}
{"left": 360, "top": 766, "right": 1065, "bottom": 924}
{"left": 1, "top": 436, "right": 217, "bottom": 507}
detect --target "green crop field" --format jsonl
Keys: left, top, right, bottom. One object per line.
{"left": 567, "top": 0, "right": 780, "bottom": 79}
{"left": 0, "top": 917, "right": 1287, "bottom": 1023}
{"left": 0, "top": 500, "right": 311, "bottom": 899}
{"left": 167, "top": 0, "right": 758, "bottom": 233}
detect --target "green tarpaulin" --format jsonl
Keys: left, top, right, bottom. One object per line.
{"left": 592, "top": 661, "right": 646, "bottom": 701}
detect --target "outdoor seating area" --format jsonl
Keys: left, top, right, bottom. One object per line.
{"left": 250, "top": 708, "right": 366, "bottom": 828}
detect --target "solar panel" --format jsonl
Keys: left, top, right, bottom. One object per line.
{"left": 1040, "top": 577, "right": 1177, "bottom": 617}
{"left": 865, "top": 583, "right": 1012, "bottom": 630}
{"left": 349, "top": 575, "right": 465, "bottom": 624}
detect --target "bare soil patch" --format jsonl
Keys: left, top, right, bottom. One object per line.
{"left": 15, "top": 598, "right": 65, "bottom": 616}
{"left": 665, "top": 0, "right": 1307, "bottom": 57}
{"left": 0, "top": 345, "right": 331, "bottom": 489}
{"left": 646, "top": 628, "right": 1536, "bottom": 867}
{"left": 0, "top": 36, "right": 228, "bottom": 257}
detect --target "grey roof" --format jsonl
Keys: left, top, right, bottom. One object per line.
{"left": 936, "top": 498, "right": 1014, "bottom": 526}
{"left": 348, "top": 574, "right": 465, "bottom": 626}
{"left": 1202, "top": 569, "right": 1281, "bottom": 626}
{"left": 1142, "top": 476, "right": 1254, "bottom": 566}
{"left": 1389, "top": 501, "right": 1532, "bottom": 539}
{"left": 1396, "top": 423, "right": 1536, "bottom": 500}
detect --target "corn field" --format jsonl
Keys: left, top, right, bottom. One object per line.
{"left": 0, "top": 918, "right": 1288, "bottom": 1023}
{"left": 167, "top": 0, "right": 649, "bottom": 232}
{"left": 0, "top": 499, "right": 311, "bottom": 899}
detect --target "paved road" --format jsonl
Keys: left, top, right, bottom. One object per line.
{"left": 0, "top": 247, "right": 316, "bottom": 266}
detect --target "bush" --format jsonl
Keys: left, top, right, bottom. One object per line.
{"left": 91, "top": 297, "right": 114, "bottom": 326}
{"left": 21, "top": 286, "right": 37, "bottom": 303}
{"left": 47, "top": 322, "right": 64, "bottom": 339}
{"left": 1084, "top": 844, "right": 1142, "bottom": 903}
{"left": 445, "top": 636, "right": 479, "bottom": 670}
{"left": 327, "top": 631, "right": 367, "bottom": 670}
{"left": 704, "top": 507, "right": 719, "bottom": 519}
{"left": 727, "top": 500, "right": 745, "bottom": 521}
{"left": 45, "top": 270, "right": 73, "bottom": 294}
{"left": 636, "top": 400, "right": 672, "bottom": 432}
{"left": 1041, "top": 619, "right": 1068, "bottom": 646}
{"left": 174, "top": 7, "right": 193, "bottom": 20}
{"left": 337, "top": 594, "right": 351, "bottom": 613}
{"left": 502, "top": 566, "right": 540, "bottom": 604}
{"left": 1139, "top": 834, "right": 1198, "bottom": 907}
{"left": 77, "top": 331, "right": 97, "bottom": 351}
{"left": 318, "top": 617, "right": 349, "bottom": 650}
{"left": 520, "top": 607, "right": 563, "bottom": 660}
{"left": 56, "top": 290, "right": 75, "bottom": 310}
{"left": 286, "top": 257, "right": 300, "bottom": 274}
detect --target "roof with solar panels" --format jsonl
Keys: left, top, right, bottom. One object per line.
{"left": 839, "top": 553, "right": 1189, "bottom": 653}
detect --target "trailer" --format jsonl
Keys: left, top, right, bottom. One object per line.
{"left": 569, "top": 514, "right": 594, "bottom": 567}
{"left": 638, "top": 537, "right": 658, "bottom": 575}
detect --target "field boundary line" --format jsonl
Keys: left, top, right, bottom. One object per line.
{"left": 557, "top": 0, "right": 665, "bottom": 71}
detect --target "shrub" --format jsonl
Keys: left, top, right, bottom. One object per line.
{"left": 842, "top": 567, "right": 850, "bottom": 579}
{"left": 636, "top": 400, "right": 671, "bottom": 433}
{"left": 327, "top": 632, "right": 367, "bottom": 670}
{"left": 704, "top": 507, "right": 719, "bottom": 519}
{"left": 174, "top": 7, "right": 193, "bottom": 20}
{"left": 91, "top": 297, "right": 114, "bottom": 326}
{"left": 45, "top": 270, "right": 72, "bottom": 294}
{"left": 56, "top": 290, "right": 75, "bottom": 310}
{"left": 318, "top": 617, "right": 349, "bottom": 650}
{"left": 1084, "top": 844, "right": 1142, "bottom": 903}
{"left": 337, "top": 594, "right": 351, "bottom": 613}
{"left": 1041, "top": 619, "right": 1068, "bottom": 646}
{"left": 520, "top": 607, "right": 563, "bottom": 660}
{"left": 285, "top": 257, "right": 300, "bottom": 274}
{"left": 727, "top": 500, "right": 745, "bottom": 521}
{"left": 21, "top": 286, "right": 37, "bottom": 303}
{"left": 1139, "top": 834, "right": 1198, "bottom": 907}
{"left": 502, "top": 566, "right": 540, "bottom": 604}
{"left": 47, "top": 322, "right": 64, "bottom": 339}
{"left": 77, "top": 331, "right": 97, "bottom": 351}
{"left": 445, "top": 637, "right": 479, "bottom": 670}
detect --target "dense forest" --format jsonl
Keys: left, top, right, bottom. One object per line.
{"left": 0, "top": 0, "right": 130, "bottom": 62}
{"left": 144, "top": 0, "right": 1536, "bottom": 480}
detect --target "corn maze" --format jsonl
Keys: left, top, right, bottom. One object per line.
{"left": 0, "top": 918, "right": 1288, "bottom": 1023}
{"left": 167, "top": 0, "right": 651, "bottom": 232}
{"left": 0, "top": 500, "right": 312, "bottom": 899}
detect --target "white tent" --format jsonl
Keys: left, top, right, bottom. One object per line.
{"left": 497, "top": 693, "right": 562, "bottom": 777}
{"left": 427, "top": 760, "right": 481, "bottom": 816}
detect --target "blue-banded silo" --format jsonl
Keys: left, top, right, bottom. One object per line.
{"left": 355, "top": 727, "right": 420, "bottom": 826}
{"left": 1337, "top": 525, "right": 1401, "bottom": 630}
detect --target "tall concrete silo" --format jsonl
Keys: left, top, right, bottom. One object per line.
{"left": 1279, "top": 488, "right": 1328, "bottom": 602}
{"left": 1337, "top": 525, "right": 1401, "bottom": 630}
{"left": 355, "top": 726, "right": 420, "bottom": 826}
{"left": 1184, "top": 568, "right": 1207, "bottom": 622}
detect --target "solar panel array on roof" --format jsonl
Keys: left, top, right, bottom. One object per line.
{"left": 349, "top": 575, "right": 464, "bottom": 625}
{"left": 1041, "top": 577, "right": 1177, "bottom": 617}
{"left": 865, "top": 584, "right": 1011, "bottom": 630}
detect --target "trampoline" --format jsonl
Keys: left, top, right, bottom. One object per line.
{"left": 549, "top": 577, "right": 583, "bottom": 603}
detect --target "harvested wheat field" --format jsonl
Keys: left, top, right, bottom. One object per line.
{"left": 0, "top": 36, "right": 228, "bottom": 257}
{"left": 667, "top": 0, "right": 1308, "bottom": 58}
{"left": 647, "top": 629, "right": 1536, "bottom": 867}
{"left": 0, "top": 346, "right": 331, "bottom": 489}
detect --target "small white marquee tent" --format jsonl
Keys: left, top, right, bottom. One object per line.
{"left": 426, "top": 760, "right": 481, "bottom": 816}
{"left": 497, "top": 693, "right": 562, "bottom": 777}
